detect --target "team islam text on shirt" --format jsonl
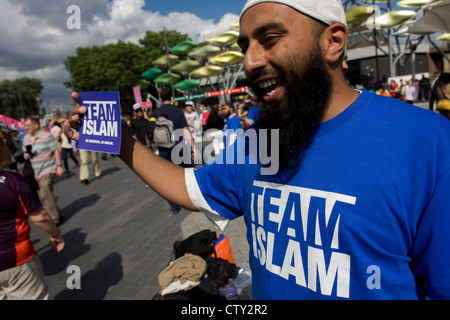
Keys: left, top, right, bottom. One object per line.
{"left": 250, "top": 180, "right": 357, "bottom": 298}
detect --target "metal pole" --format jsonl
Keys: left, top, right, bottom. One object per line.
{"left": 163, "top": 27, "right": 175, "bottom": 98}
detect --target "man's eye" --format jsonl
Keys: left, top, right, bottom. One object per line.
{"left": 263, "top": 35, "right": 280, "bottom": 45}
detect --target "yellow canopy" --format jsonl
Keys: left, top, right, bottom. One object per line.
{"left": 188, "top": 45, "right": 221, "bottom": 59}
{"left": 207, "top": 30, "right": 240, "bottom": 46}
{"left": 152, "top": 54, "right": 179, "bottom": 67}
{"left": 209, "top": 51, "right": 244, "bottom": 66}
{"left": 345, "top": 6, "right": 373, "bottom": 25}
{"left": 189, "top": 65, "right": 223, "bottom": 78}
{"left": 362, "top": 10, "right": 416, "bottom": 29}
{"left": 171, "top": 60, "right": 200, "bottom": 73}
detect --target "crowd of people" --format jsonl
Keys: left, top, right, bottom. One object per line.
{"left": 360, "top": 71, "right": 450, "bottom": 121}
{"left": 126, "top": 91, "right": 261, "bottom": 165}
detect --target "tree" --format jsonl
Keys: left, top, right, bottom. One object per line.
{"left": 139, "top": 29, "right": 190, "bottom": 60}
{"left": 0, "top": 77, "right": 43, "bottom": 119}
{"left": 64, "top": 30, "right": 189, "bottom": 115}
{"left": 64, "top": 41, "right": 147, "bottom": 111}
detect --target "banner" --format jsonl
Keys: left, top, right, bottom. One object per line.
{"left": 206, "top": 86, "right": 248, "bottom": 98}
{"left": 0, "top": 114, "right": 25, "bottom": 130}
{"left": 133, "top": 86, "right": 142, "bottom": 103}
{"left": 173, "top": 87, "right": 249, "bottom": 102}
{"left": 78, "top": 91, "right": 122, "bottom": 154}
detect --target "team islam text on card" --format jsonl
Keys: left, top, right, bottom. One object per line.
{"left": 78, "top": 91, "right": 122, "bottom": 154}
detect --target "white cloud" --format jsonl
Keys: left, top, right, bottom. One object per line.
{"left": 0, "top": 0, "right": 239, "bottom": 111}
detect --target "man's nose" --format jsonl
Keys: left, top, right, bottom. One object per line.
{"left": 244, "top": 42, "right": 266, "bottom": 77}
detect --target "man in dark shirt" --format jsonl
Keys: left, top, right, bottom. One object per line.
{"left": 151, "top": 88, "right": 195, "bottom": 214}
{"left": 130, "top": 103, "right": 151, "bottom": 147}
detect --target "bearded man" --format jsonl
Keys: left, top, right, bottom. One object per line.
{"left": 65, "top": 0, "right": 450, "bottom": 299}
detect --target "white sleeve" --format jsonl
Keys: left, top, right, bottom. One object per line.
{"left": 184, "top": 167, "right": 230, "bottom": 232}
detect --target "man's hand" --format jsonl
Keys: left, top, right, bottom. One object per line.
{"left": 63, "top": 92, "right": 87, "bottom": 142}
{"left": 50, "top": 235, "right": 65, "bottom": 252}
{"left": 56, "top": 165, "right": 64, "bottom": 177}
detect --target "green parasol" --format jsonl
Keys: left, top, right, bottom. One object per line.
{"left": 141, "top": 68, "right": 162, "bottom": 81}
{"left": 170, "top": 40, "right": 198, "bottom": 55}
{"left": 174, "top": 79, "right": 200, "bottom": 91}
{"left": 154, "top": 73, "right": 181, "bottom": 85}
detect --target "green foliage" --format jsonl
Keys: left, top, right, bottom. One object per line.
{"left": 0, "top": 77, "right": 43, "bottom": 119}
{"left": 64, "top": 30, "right": 189, "bottom": 115}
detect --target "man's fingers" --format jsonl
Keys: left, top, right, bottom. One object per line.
{"left": 71, "top": 91, "right": 81, "bottom": 105}
{"left": 63, "top": 120, "right": 79, "bottom": 141}
{"left": 71, "top": 105, "right": 86, "bottom": 117}
{"left": 64, "top": 91, "right": 86, "bottom": 142}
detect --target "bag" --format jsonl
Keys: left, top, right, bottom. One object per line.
{"left": 173, "top": 229, "right": 217, "bottom": 260}
{"left": 205, "top": 256, "right": 239, "bottom": 286}
{"left": 153, "top": 115, "right": 176, "bottom": 148}
{"left": 213, "top": 234, "right": 235, "bottom": 264}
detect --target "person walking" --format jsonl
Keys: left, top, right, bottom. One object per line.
{"left": 79, "top": 150, "right": 101, "bottom": 185}
{"left": 0, "top": 138, "right": 64, "bottom": 300}
{"left": 60, "top": 131, "right": 79, "bottom": 173}
{"left": 130, "top": 103, "right": 151, "bottom": 148}
{"left": 150, "top": 88, "right": 195, "bottom": 214}
{"left": 22, "top": 116, "right": 64, "bottom": 225}
{"left": 429, "top": 71, "right": 440, "bottom": 110}
{"left": 402, "top": 79, "right": 416, "bottom": 104}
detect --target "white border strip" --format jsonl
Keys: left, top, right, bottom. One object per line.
{"left": 184, "top": 168, "right": 230, "bottom": 232}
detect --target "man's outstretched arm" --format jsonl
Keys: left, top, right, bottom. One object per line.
{"left": 63, "top": 92, "right": 198, "bottom": 212}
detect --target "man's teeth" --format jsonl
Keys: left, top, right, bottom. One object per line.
{"left": 267, "top": 89, "right": 275, "bottom": 96}
{"left": 259, "top": 79, "right": 278, "bottom": 89}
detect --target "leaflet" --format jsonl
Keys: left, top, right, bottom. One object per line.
{"left": 78, "top": 91, "right": 121, "bottom": 154}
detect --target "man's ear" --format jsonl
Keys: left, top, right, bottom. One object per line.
{"left": 321, "top": 23, "right": 348, "bottom": 69}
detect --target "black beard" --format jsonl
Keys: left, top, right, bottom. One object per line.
{"left": 253, "top": 43, "right": 333, "bottom": 174}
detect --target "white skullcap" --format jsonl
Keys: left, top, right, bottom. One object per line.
{"left": 240, "top": 0, "right": 347, "bottom": 27}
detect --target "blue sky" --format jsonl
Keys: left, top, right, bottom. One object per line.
{"left": 0, "top": 0, "right": 245, "bottom": 109}
{"left": 143, "top": 0, "right": 244, "bottom": 22}
{"left": 0, "top": 0, "right": 420, "bottom": 110}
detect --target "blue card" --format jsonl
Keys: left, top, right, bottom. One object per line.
{"left": 78, "top": 91, "right": 121, "bottom": 154}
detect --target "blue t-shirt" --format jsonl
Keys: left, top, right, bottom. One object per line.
{"left": 247, "top": 105, "right": 261, "bottom": 122}
{"left": 223, "top": 114, "right": 242, "bottom": 147}
{"left": 185, "top": 90, "right": 450, "bottom": 299}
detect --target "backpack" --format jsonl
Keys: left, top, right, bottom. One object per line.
{"left": 153, "top": 115, "right": 176, "bottom": 148}
{"left": 152, "top": 113, "right": 175, "bottom": 148}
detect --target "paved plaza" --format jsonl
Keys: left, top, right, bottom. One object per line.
{"left": 31, "top": 154, "right": 251, "bottom": 300}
